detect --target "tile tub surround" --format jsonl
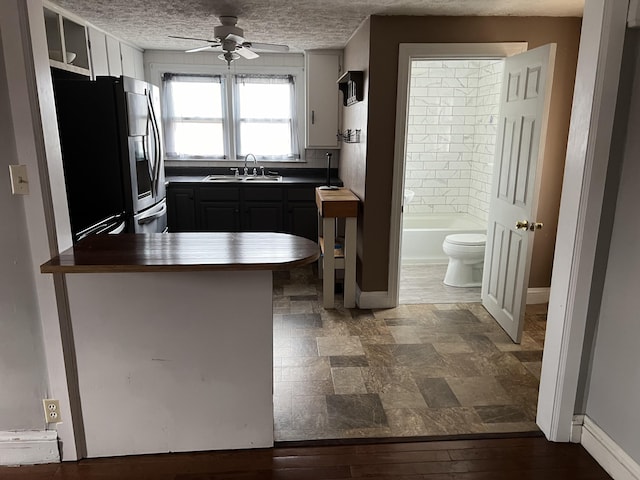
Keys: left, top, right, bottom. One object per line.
{"left": 405, "top": 59, "right": 504, "bottom": 223}
{"left": 272, "top": 266, "right": 546, "bottom": 442}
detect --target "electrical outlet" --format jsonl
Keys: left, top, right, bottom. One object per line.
{"left": 42, "top": 399, "right": 62, "bottom": 424}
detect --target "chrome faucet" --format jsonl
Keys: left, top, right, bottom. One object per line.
{"left": 244, "top": 153, "right": 258, "bottom": 176}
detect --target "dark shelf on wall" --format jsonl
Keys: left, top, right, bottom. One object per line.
{"left": 337, "top": 70, "right": 364, "bottom": 106}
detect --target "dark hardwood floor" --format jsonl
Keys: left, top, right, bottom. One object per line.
{"left": 0, "top": 437, "right": 611, "bottom": 479}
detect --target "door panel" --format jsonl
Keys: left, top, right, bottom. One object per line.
{"left": 482, "top": 44, "right": 556, "bottom": 343}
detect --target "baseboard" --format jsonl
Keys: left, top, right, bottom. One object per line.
{"left": 571, "top": 414, "right": 585, "bottom": 443}
{"left": 356, "top": 287, "right": 394, "bottom": 309}
{"left": 578, "top": 415, "right": 640, "bottom": 480}
{"left": 526, "top": 287, "right": 550, "bottom": 304}
{"left": 0, "top": 430, "right": 59, "bottom": 465}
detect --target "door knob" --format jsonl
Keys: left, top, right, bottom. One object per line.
{"left": 516, "top": 220, "right": 529, "bottom": 230}
{"left": 529, "top": 222, "right": 543, "bottom": 231}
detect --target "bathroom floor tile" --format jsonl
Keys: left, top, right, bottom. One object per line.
{"left": 273, "top": 265, "right": 546, "bottom": 442}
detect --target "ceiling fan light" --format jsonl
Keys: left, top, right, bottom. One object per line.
{"left": 218, "top": 51, "right": 241, "bottom": 66}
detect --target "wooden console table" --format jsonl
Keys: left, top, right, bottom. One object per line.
{"left": 315, "top": 188, "right": 359, "bottom": 308}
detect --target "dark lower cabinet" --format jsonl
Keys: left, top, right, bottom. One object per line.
{"left": 200, "top": 202, "right": 241, "bottom": 231}
{"left": 287, "top": 204, "right": 318, "bottom": 240}
{"left": 167, "top": 182, "right": 321, "bottom": 239}
{"left": 243, "top": 202, "right": 283, "bottom": 232}
{"left": 167, "top": 186, "right": 196, "bottom": 232}
{"left": 286, "top": 186, "right": 318, "bottom": 240}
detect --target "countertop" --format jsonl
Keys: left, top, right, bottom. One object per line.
{"left": 166, "top": 175, "right": 342, "bottom": 185}
{"left": 165, "top": 167, "right": 342, "bottom": 186}
{"left": 41, "top": 232, "right": 319, "bottom": 274}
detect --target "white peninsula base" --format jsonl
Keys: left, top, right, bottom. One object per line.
{"left": 66, "top": 270, "right": 273, "bottom": 458}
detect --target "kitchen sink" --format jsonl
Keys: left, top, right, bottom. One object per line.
{"left": 244, "top": 176, "right": 283, "bottom": 182}
{"left": 202, "top": 175, "right": 244, "bottom": 182}
{"left": 202, "top": 175, "right": 283, "bottom": 183}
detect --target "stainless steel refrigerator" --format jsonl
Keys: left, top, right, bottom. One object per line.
{"left": 53, "top": 75, "right": 166, "bottom": 242}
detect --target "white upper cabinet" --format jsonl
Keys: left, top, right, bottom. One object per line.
{"left": 106, "top": 35, "right": 123, "bottom": 77}
{"left": 305, "top": 51, "right": 341, "bottom": 148}
{"left": 120, "top": 43, "right": 144, "bottom": 80}
{"left": 44, "top": 6, "right": 91, "bottom": 76}
{"left": 87, "top": 27, "right": 109, "bottom": 77}
{"left": 45, "top": 4, "right": 145, "bottom": 81}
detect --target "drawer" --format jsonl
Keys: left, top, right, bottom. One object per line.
{"left": 286, "top": 186, "right": 316, "bottom": 202}
{"left": 244, "top": 186, "right": 283, "bottom": 201}
{"left": 197, "top": 186, "right": 240, "bottom": 201}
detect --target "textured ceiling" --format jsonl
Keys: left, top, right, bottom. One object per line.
{"left": 48, "top": 0, "right": 584, "bottom": 52}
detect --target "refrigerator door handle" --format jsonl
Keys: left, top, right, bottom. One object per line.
{"left": 137, "top": 200, "right": 167, "bottom": 225}
{"left": 147, "top": 92, "right": 160, "bottom": 197}
{"left": 110, "top": 221, "right": 126, "bottom": 234}
{"left": 147, "top": 91, "right": 162, "bottom": 196}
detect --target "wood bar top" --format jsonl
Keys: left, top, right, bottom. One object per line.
{"left": 40, "top": 232, "right": 320, "bottom": 274}
{"left": 315, "top": 187, "right": 359, "bottom": 217}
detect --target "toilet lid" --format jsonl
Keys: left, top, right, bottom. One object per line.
{"left": 445, "top": 233, "right": 486, "bottom": 246}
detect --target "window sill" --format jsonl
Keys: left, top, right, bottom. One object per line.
{"left": 165, "top": 158, "right": 308, "bottom": 168}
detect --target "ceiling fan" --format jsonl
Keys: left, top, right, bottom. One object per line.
{"left": 169, "top": 16, "right": 289, "bottom": 67}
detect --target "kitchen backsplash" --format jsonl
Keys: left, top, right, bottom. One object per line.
{"left": 404, "top": 59, "right": 503, "bottom": 223}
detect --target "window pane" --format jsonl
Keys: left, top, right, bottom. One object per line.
{"left": 239, "top": 123, "right": 292, "bottom": 156}
{"left": 171, "top": 82, "right": 222, "bottom": 119}
{"left": 173, "top": 122, "right": 224, "bottom": 157}
{"left": 238, "top": 83, "right": 291, "bottom": 119}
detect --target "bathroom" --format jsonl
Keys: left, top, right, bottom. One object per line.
{"left": 400, "top": 58, "right": 505, "bottom": 304}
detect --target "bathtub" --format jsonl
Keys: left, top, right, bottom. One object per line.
{"left": 401, "top": 213, "right": 487, "bottom": 264}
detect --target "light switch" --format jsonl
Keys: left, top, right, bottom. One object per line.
{"left": 9, "top": 165, "right": 29, "bottom": 195}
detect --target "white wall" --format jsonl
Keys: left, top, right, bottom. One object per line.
{"left": 0, "top": 32, "right": 48, "bottom": 431}
{"left": 144, "top": 50, "right": 339, "bottom": 169}
{"left": 582, "top": 29, "right": 640, "bottom": 465}
{"left": 404, "top": 59, "right": 502, "bottom": 222}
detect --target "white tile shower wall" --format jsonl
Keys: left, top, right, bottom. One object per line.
{"left": 405, "top": 59, "right": 502, "bottom": 223}
{"left": 470, "top": 60, "right": 503, "bottom": 222}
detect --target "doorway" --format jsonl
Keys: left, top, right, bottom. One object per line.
{"left": 399, "top": 57, "right": 505, "bottom": 305}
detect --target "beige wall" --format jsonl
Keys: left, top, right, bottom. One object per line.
{"left": 339, "top": 18, "right": 370, "bottom": 286}
{"left": 341, "top": 15, "right": 582, "bottom": 292}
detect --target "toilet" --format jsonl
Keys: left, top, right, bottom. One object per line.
{"left": 442, "top": 233, "right": 487, "bottom": 287}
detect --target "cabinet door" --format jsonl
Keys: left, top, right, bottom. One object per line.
{"left": 106, "top": 35, "right": 122, "bottom": 77}
{"left": 167, "top": 187, "right": 196, "bottom": 232}
{"left": 306, "top": 52, "right": 341, "bottom": 148}
{"left": 288, "top": 203, "right": 318, "bottom": 240}
{"left": 121, "top": 43, "right": 144, "bottom": 80}
{"left": 87, "top": 27, "right": 109, "bottom": 78}
{"left": 200, "top": 202, "right": 241, "bottom": 231}
{"left": 243, "top": 202, "right": 283, "bottom": 232}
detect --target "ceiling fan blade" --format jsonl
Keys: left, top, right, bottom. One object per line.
{"left": 225, "top": 33, "right": 246, "bottom": 44}
{"left": 236, "top": 47, "right": 259, "bottom": 59}
{"left": 169, "top": 35, "right": 217, "bottom": 43}
{"left": 244, "top": 42, "right": 289, "bottom": 53}
{"left": 185, "top": 45, "right": 221, "bottom": 53}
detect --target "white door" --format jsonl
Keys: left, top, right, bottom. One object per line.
{"left": 482, "top": 44, "right": 556, "bottom": 343}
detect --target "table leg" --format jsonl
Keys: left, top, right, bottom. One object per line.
{"left": 344, "top": 217, "right": 357, "bottom": 308}
{"left": 322, "top": 217, "right": 335, "bottom": 309}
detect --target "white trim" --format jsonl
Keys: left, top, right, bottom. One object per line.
{"left": 526, "top": 287, "right": 550, "bottom": 304}
{"left": 571, "top": 414, "right": 585, "bottom": 443}
{"left": 537, "top": 0, "right": 629, "bottom": 442}
{"left": 356, "top": 286, "right": 394, "bottom": 309}
{"left": 389, "top": 43, "right": 528, "bottom": 308}
{"left": 148, "top": 61, "right": 306, "bottom": 164}
{"left": 0, "top": 430, "right": 59, "bottom": 465}
{"left": 580, "top": 416, "right": 640, "bottom": 480}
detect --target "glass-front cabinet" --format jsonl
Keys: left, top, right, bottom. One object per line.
{"left": 43, "top": 6, "right": 91, "bottom": 76}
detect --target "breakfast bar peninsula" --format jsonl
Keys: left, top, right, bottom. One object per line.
{"left": 41, "top": 232, "right": 318, "bottom": 458}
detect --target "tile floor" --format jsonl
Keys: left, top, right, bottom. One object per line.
{"left": 273, "top": 265, "right": 547, "bottom": 442}
{"left": 400, "top": 263, "right": 481, "bottom": 305}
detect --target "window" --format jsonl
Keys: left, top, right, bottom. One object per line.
{"left": 162, "top": 74, "right": 225, "bottom": 159}
{"left": 162, "top": 72, "right": 299, "bottom": 161}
